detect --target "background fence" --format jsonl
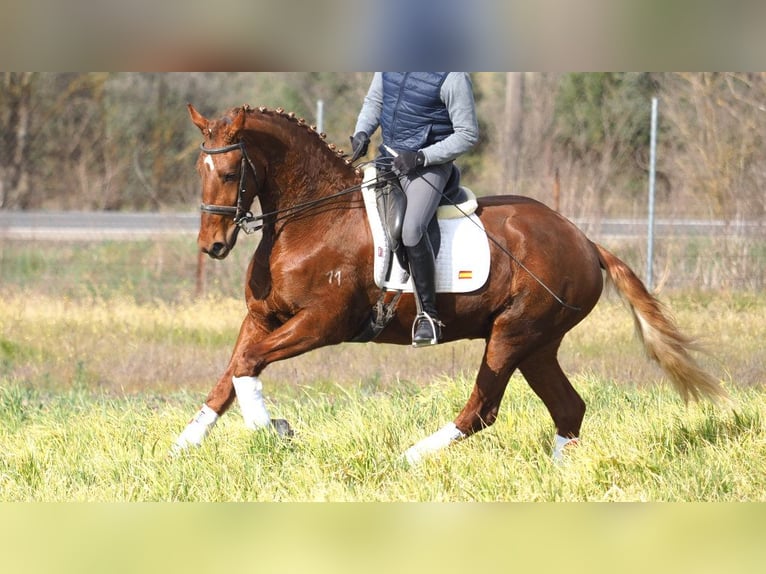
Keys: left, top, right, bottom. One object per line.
{"left": 1, "top": 211, "right": 763, "bottom": 292}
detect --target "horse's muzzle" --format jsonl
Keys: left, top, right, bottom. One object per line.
{"left": 199, "top": 223, "right": 239, "bottom": 260}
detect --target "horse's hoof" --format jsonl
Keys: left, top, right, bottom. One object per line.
{"left": 270, "top": 418, "right": 294, "bottom": 438}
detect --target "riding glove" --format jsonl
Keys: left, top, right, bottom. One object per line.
{"left": 349, "top": 131, "right": 370, "bottom": 162}
{"left": 393, "top": 150, "right": 425, "bottom": 175}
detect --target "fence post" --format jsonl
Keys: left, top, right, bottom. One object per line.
{"left": 316, "top": 99, "right": 324, "bottom": 135}
{"left": 646, "top": 97, "right": 658, "bottom": 291}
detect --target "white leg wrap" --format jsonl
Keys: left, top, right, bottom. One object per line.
{"left": 172, "top": 404, "right": 219, "bottom": 454}
{"left": 403, "top": 422, "right": 466, "bottom": 465}
{"left": 552, "top": 434, "right": 579, "bottom": 462}
{"left": 233, "top": 375, "right": 271, "bottom": 429}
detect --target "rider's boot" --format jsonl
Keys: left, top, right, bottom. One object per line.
{"left": 406, "top": 235, "right": 443, "bottom": 347}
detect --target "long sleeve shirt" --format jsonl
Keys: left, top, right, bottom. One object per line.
{"left": 353, "top": 72, "right": 479, "bottom": 166}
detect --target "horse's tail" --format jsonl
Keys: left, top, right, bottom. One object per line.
{"left": 594, "top": 243, "right": 730, "bottom": 404}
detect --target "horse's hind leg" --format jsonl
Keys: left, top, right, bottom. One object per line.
{"left": 518, "top": 338, "right": 585, "bottom": 460}
{"left": 403, "top": 327, "right": 521, "bottom": 465}
{"left": 403, "top": 329, "right": 584, "bottom": 464}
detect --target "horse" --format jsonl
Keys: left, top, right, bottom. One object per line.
{"left": 174, "top": 103, "right": 729, "bottom": 463}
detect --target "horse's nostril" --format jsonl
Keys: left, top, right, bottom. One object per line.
{"left": 208, "top": 242, "right": 228, "bottom": 259}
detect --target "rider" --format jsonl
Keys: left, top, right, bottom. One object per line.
{"left": 349, "top": 72, "right": 479, "bottom": 346}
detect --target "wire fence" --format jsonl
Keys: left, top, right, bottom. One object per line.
{"left": 574, "top": 218, "right": 766, "bottom": 290}
{"left": 1, "top": 212, "right": 764, "bottom": 292}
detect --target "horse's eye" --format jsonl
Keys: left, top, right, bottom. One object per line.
{"left": 223, "top": 172, "right": 239, "bottom": 183}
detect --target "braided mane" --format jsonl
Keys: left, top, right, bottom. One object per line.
{"left": 237, "top": 104, "right": 361, "bottom": 176}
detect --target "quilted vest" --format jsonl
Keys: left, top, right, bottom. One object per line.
{"left": 380, "top": 72, "right": 453, "bottom": 152}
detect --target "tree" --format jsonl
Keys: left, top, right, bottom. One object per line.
{"left": 0, "top": 73, "right": 34, "bottom": 208}
{"left": 552, "top": 72, "right": 659, "bottom": 216}
{"left": 1, "top": 72, "right": 763, "bottom": 219}
{"left": 659, "top": 72, "right": 766, "bottom": 219}
{"left": 503, "top": 72, "right": 525, "bottom": 192}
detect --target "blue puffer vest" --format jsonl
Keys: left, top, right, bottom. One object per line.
{"left": 380, "top": 72, "right": 453, "bottom": 153}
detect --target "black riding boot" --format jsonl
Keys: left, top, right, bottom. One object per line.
{"left": 406, "top": 235, "right": 443, "bottom": 346}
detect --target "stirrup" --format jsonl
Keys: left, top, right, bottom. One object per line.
{"left": 411, "top": 313, "right": 442, "bottom": 347}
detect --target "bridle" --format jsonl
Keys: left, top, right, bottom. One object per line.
{"left": 199, "top": 140, "right": 261, "bottom": 234}
{"left": 199, "top": 139, "right": 370, "bottom": 234}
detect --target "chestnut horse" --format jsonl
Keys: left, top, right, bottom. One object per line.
{"left": 174, "top": 104, "right": 728, "bottom": 463}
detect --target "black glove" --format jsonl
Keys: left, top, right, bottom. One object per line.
{"left": 349, "top": 131, "right": 370, "bottom": 162}
{"left": 393, "top": 150, "right": 425, "bottom": 175}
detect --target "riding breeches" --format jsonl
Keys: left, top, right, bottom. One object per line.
{"left": 399, "top": 162, "right": 453, "bottom": 247}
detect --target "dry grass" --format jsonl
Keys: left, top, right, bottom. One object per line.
{"left": 0, "top": 236, "right": 763, "bottom": 399}
{"left": 1, "top": 289, "right": 763, "bottom": 401}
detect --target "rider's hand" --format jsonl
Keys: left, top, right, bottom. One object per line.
{"left": 349, "top": 131, "right": 370, "bottom": 162}
{"left": 393, "top": 150, "right": 425, "bottom": 175}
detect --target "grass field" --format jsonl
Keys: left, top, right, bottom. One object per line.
{"left": 0, "top": 238, "right": 764, "bottom": 501}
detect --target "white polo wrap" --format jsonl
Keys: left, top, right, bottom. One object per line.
{"left": 172, "top": 404, "right": 219, "bottom": 454}
{"left": 404, "top": 422, "right": 466, "bottom": 465}
{"left": 233, "top": 375, "right": 271, "bottom": 429}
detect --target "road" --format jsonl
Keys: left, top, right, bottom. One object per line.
{"left": 0, "top": 211, "right": 200, "bottom": 240}
{"left": 0, "top": 210, "right": 763, "bottom": 241}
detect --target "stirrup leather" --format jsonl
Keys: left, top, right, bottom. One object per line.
{"left": 411, "top": 312, "right": 443, "bottom": 347}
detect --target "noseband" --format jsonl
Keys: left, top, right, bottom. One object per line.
{"left": 199, "top": 140, "right": 260, "bottom": 233}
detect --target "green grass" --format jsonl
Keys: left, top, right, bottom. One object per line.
{"left": 0, "top": 237, "right": 764, "bottom": 501}
{"left": 0, "top": 376, "right": 764, "bottom": 501}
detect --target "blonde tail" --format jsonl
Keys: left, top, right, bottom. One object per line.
{"left": 595, "top": 243, "right": 730, "bottom": 404}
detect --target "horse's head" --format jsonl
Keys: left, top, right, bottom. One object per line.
{"left": 188, "top": 104, "right": 259, "bottom": 259}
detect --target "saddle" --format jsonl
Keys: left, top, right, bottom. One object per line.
{"left": 375, "top": 165, "right": 477, "bottom": 273}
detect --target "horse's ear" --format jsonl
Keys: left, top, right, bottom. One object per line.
{"left": 188, "top": 104, "right": 209, "bottom": 134}
{"left": 226, "top": 107, "right": 247, "bottom": 140}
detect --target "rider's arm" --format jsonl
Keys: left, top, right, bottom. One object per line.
{"left": 420, "top": 72, "right": 479, "bottom": 166}
{"left": 353, "top": 72, "right": 383, "bottom": 138}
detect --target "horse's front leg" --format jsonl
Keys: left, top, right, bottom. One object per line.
{"left": 173, "top": 307, "right": 347, "bottom": 453}
{"left": 172, "top": 313, "right": 272, "bottom": 454}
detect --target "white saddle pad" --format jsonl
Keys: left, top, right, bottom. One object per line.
{"left": 361, "top": 166, "right": 490, "bottom": 294}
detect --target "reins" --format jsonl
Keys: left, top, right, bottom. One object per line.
{"left": 200, "top": 140, "right": 578, "bottom": 312}
{"left": 199, "top": 140, "right": 374, "bottom": 234}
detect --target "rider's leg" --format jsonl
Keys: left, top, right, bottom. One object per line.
{"left": 401, "top": 162, "right": 452, "bottom": 346}
{"left": 406, "top": 234, "right": 442, "bottom": 344}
